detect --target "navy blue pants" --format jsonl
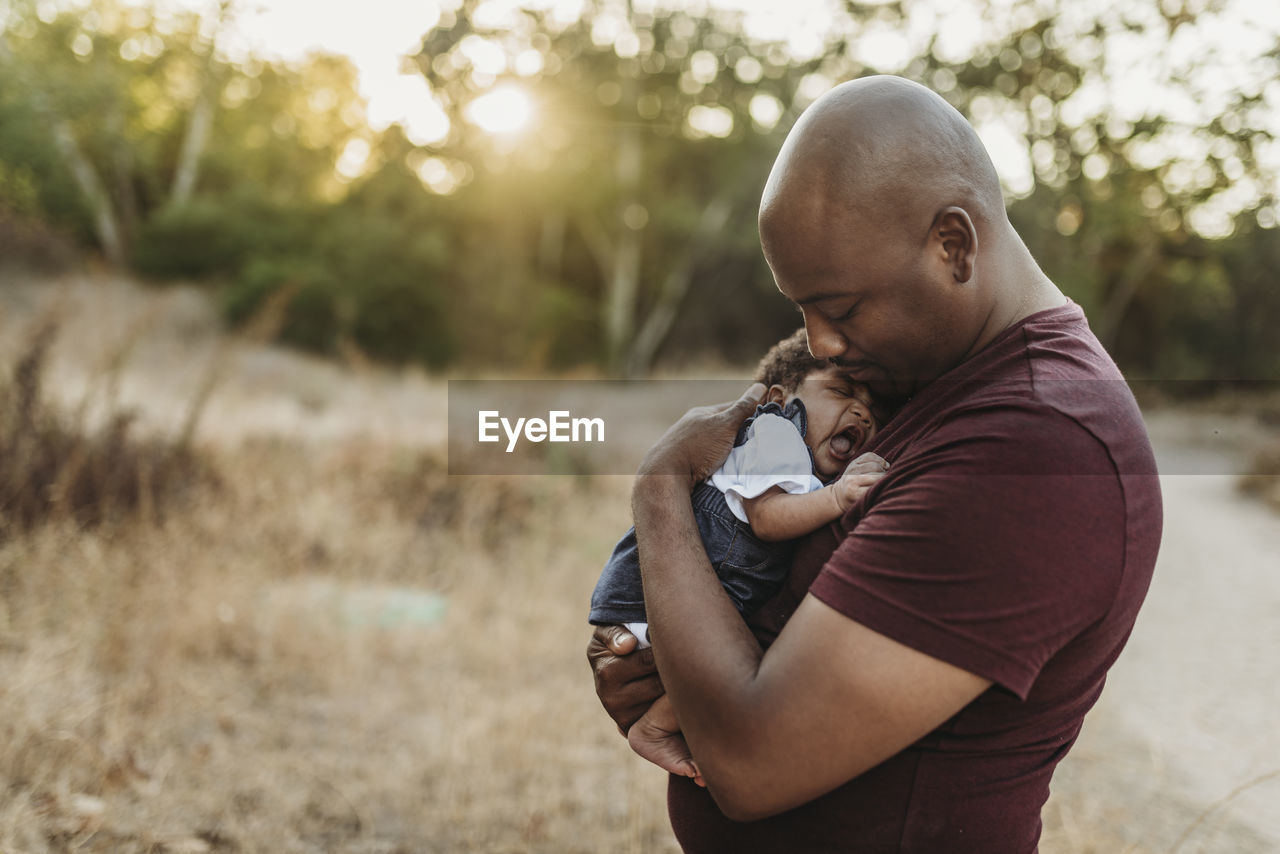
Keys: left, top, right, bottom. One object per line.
{"left": 589, "top": 482, "right": 796, "bottom": 625}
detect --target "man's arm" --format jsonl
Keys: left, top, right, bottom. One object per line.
{"left": 631, "top": 387, "right": 990, "bottom": 821}
{"left": 634, "top": 477, "right": 991, "bottom": 820}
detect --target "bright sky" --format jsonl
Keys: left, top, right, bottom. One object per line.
{"left": 81, "top": 0, "right": 1280, "bottom": 230}
{"left": 179, "top": 0, "right": 845, "bottom": 144}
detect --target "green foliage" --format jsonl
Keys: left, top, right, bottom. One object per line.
{"left": 214, "top": 207, "right": 454, "bottom": 366}
{"left": 2, "top": 0, "right": 1280, "bottom": 381}
{"left": 223, "top": 256, "right": 342, "bottom": 353}
{"left": 0, "top": 69, "right": 93, "bottom": 242}
{"left": 131, "top": 194, "right": 325, "bottom": 278}
{"left": 538, "top": 284, "right": 598, "bottom": 369}
{"left": 324, "top": 212, "right": 453, "bottom": 366}
{"left": 131, "top": 198, "right": 257, "bottom": 278}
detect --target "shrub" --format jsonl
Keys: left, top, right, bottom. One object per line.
{"left": 1238, "top": 441, "right": 1280, "bottom": 511}
{"left": 131, "top": 198, "right": 258, "bottom": 279}
{"left": 319, "top": 211, "right": 453, "bottom": 367}
{"left": 0, "top": 317, "right": 209, "bottom": 537}
{"left": 0, "top": 206, "right": 79, "bottom": 273}
{"left": 223, "top": 256, "right": 343, "bottom": 354}
{"left": 217, "top": 209, "right": 456, "bottom": 368}
{"left": 131, "top": 195, "right": 325, "bottom": 281}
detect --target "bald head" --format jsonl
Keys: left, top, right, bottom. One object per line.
{"left": 760, "top": 76, "right": 1006, "bottom": 246}
{"left": 756, "top": 76, "right": 1064, "bottom": 397}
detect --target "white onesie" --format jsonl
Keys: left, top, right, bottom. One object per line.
{"left": 624, "top": 412, "right": 822, "bottom": 648}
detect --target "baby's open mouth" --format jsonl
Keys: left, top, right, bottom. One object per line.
{"left": 829, "top": 425, "right": 864, "bottom": 460}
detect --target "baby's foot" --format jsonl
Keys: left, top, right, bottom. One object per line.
{"left": 628, "top": 710, "right": 703, "bottom": 785}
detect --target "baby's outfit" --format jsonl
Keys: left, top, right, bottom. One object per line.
{"left": 589, "top": 400, "right": 824, "bottom": 645}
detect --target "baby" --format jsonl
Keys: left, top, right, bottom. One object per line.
{"left": 589, "top": 328, "right": 885, "bottom": 780}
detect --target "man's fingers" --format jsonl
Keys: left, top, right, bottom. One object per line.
{"left": 705, "top": 382, "right": 767, "bottom": 420}
{"left": 728, "top": 383, "right": 767, "bottom": 418}
{"left": 740, "top": 382, "right": 768, "bottom": 407}
{"left": 606, "top": 673, "right": 666, "bottom": 731}
{"left": 588, "top": 625, "right": 663, "bottom": 732}
{"left": 600, "top": 624, "right": 637, "bottom": 656}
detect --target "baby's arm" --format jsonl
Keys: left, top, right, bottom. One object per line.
{"left": 742, "top": 454, "right": 888, "bottom": 541}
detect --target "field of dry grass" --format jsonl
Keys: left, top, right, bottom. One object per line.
{"left": 0, "top": 271, "right": 1270, "bottom": 852}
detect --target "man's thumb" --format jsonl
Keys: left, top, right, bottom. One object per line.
{"left": 605, "top": 625, "right": 638, "bottom": 655}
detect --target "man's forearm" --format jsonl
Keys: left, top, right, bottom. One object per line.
{"left": 632, "top": 477, "right": 765, "bottom": 775}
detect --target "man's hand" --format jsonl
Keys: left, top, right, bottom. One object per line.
{"left": 635, "top": 383, "right": 768, "bottom": 489}
{"left": 587, "top": 625, "right": 665, "bottom": 733}
{"left": 833, "top": 452, "right": 889, "bottom": 513}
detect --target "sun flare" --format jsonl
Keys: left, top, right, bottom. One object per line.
{"left": 465, "top": 85, "right": 534, "bottom": 135}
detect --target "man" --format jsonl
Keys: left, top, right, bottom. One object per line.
{"left": 587, "top": 76, "right": 1162, "bottom": 852}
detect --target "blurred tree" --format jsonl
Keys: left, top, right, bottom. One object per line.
{"left": 409, "top": 0, "right": 833, "bottom": 374}
{"left": 817, "top": 0, "right": 1279, "bottom": 377}
{"left": 3, "top": 0, "right": 1278, "bottom": 383}
{"left": 931, "top": 4, "right": 1276, "bottom": 375}
{"left": 0, "top": 2, "right": 136, "bottom": 263}
{"left": 0, "top": 0, "right": 367, "bottom": 263}
{"left": 169, "top": 0, "right": 232, "bottom": 207}
{"left": 405, "top": 0, "right": 1279, "bottom": 378}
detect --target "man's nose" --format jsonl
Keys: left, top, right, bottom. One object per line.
{"left": 803, "top": 314, "right": 848, "bottom": 360}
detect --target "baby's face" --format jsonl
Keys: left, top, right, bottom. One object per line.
{"left": 788, "top": 366, "right": 878, "bottom": 481}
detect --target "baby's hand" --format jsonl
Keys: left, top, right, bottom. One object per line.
{"left": 833, "top": 452, "right": 889, "bottom": 513}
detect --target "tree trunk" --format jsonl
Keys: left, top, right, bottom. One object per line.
{"left": 110, "top": 105, "right": 138, "bottom": 247}
{"left": 50, "top": 115, "right": 127, "bottom": 267}
{"left": 171, "top": 91, "right": 215, "bottom": 207}
{"left": 1095, "top": 231, "right": 1160, "bottom": 351}
{"left": 0, "top": 34, "right": 126, "bottom": 267}
{"left": 602, "top": 122, "right": 644, "bottom": 372}
{"left": 170, "top": 0, "right": 231, "bottom": 207}
{"left": 538, "top": 211, "right": 565, "bottom": 281}
{"left": 626, "top": 196, "right": 735, "bottom": 376}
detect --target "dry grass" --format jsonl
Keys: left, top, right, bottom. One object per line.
{"left": 1237, "top": 441, "right": 1280, "bottom": 510}
{"left": 0, "top": 313, "right": 207, "bottom": 537}
{"left": 0, "top": 437, "right": 670, "bottom": 853}
{"left": 0, "top": 271, "right": 1273, "bottom": 852}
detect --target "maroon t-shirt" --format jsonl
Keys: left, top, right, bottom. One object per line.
{"left": 668, "top": 302, "right": 1162, "bottom": 853}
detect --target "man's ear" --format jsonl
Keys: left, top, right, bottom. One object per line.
{"left": 766, "top": 384, "right": 788, "bottom": 404}
{"left": 931, "top": 206, "right": 977, "bottom": 284}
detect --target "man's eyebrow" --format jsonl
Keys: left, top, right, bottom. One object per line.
{"left": 795, "top": 291, "right": 853, "bottom": 306}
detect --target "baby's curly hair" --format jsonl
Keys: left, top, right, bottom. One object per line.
{"left": 754, "top": 328, "right": 827, "bottom": 393}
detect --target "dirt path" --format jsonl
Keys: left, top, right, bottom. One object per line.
{"left": 1048, "top": 412, "right": 1280, "bottom": 852}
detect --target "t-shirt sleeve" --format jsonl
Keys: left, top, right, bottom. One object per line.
{"left": 711, "top": 413, "right": 820, "bottom": 521}
{"left": 808, "top": 405, "right": 1125, "bottom": 699}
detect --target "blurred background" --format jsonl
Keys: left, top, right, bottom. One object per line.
{"left": 1, "top": 0, "right": 1278, "bottom": 851}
